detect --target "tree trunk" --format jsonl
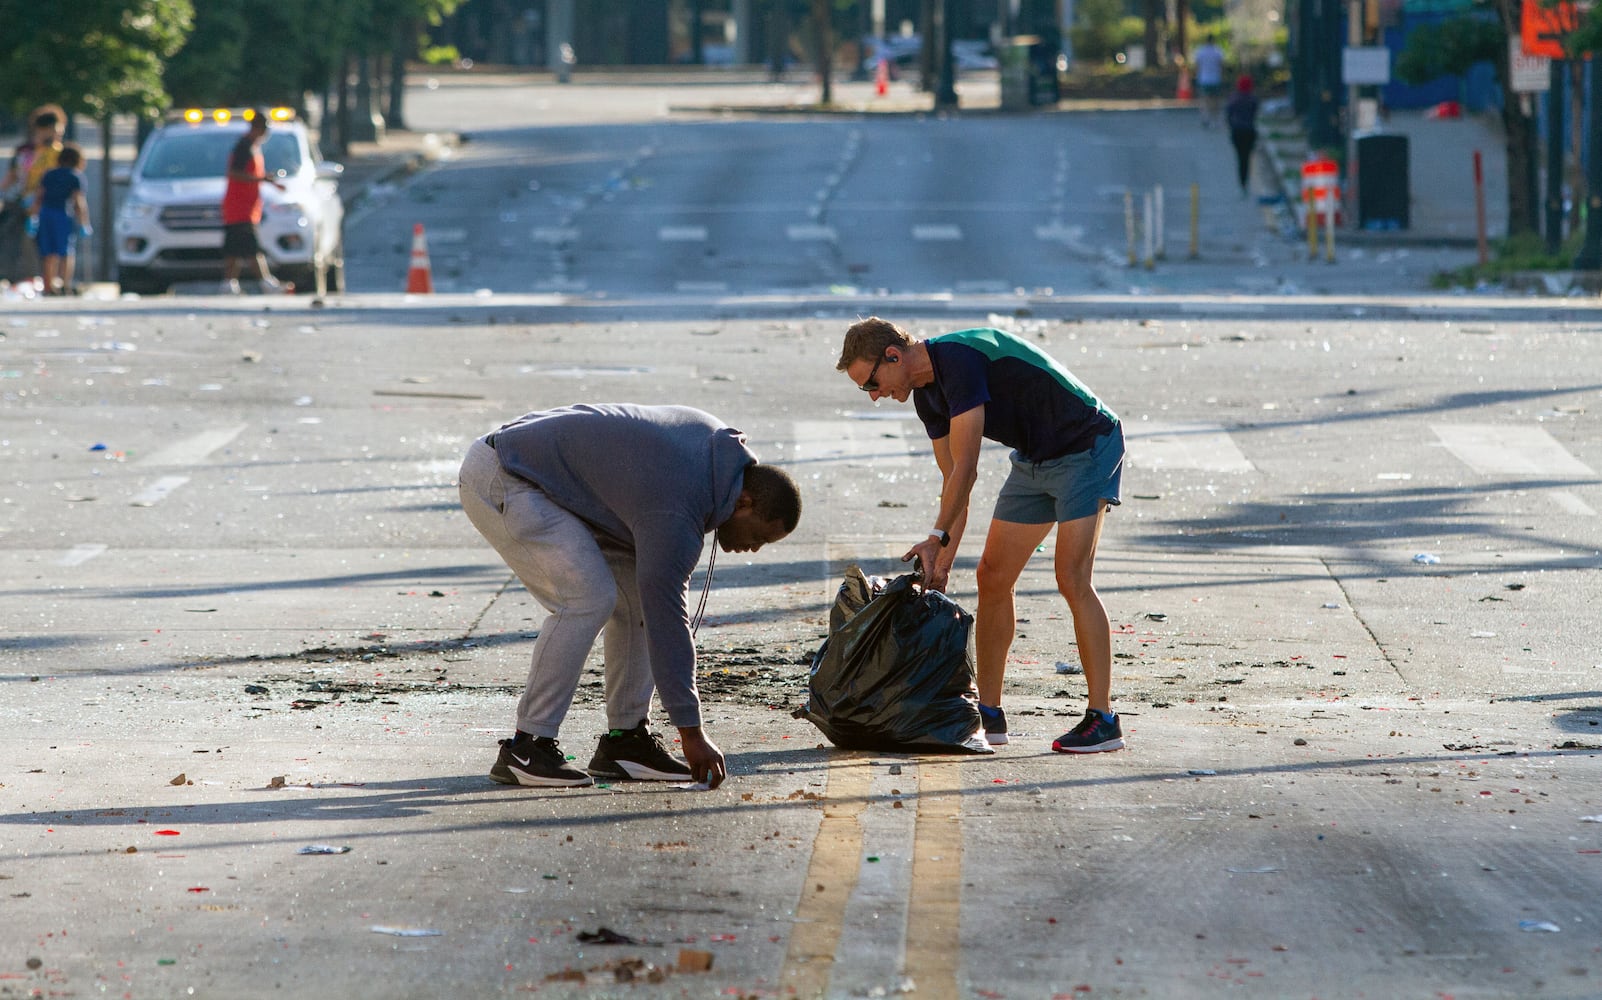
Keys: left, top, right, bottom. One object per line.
{"left": 1143, "top": 0, "right": 1162, "bottom": 69}
{"left": 1490, "top": 0, "right": 1536, "bottom": 236}
{"left": 389, "top": 20, "right": 413, "bottom": 132}
{"left": 813, "top": 0, "right": 834, "bottom": 104}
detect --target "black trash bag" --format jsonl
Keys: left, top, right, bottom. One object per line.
{"left": 802, "top": 568, "right": 992, "bottom": 754}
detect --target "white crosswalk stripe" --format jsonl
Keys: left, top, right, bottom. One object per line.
{"left": 1124, "top": 422, "right": 1254, "bottom": 472}
{"left": 1432, "top": 424, "right": 1594, "bottom": 476}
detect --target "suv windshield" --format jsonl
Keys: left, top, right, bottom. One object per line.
{"left": 138, "top": 130, "right": 302, "bottom": 181}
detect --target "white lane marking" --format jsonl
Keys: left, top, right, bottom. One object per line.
{"left": 1125, "top": 422, "right": 1255, "bottom": 472}
{"left": 674, "top": 281, "right": 728, "bottom": 293}
{"left": 131, "top": 475, "right": 190, "bottom": 507}
{"left": 795, "top": 419, "right": 913, "bottom": 466}
{"left": 57, "top": 543, "right": 108, "bottom": 567}
{"left": 531, "top": 227, "right": 579, "bottom": 243}
{"left": 955, "top": 279, "right": 1009, "bottom": 294}
{"left": 787, "top": 224, "right": 837, "bottom": 241}
{"left": 427, "top": 227, "right": 468, "bottom": 244}
{"left": 139, "top": 424, "right": 246, "bottom": 467}
{"left": 1549, "top": 491, "right": 1598, "bottom": 516}
{"left": 1433, "top": 424, "right": 1595, "bottom": 476}
{"left": 912, "top": 224, "right": 962, "bottom": 241}
{"left": 659, "top": 225, "right": 708, "bottom": 242}
{"left": 1034, "top": 222, "right": 1084, "bottom": 242}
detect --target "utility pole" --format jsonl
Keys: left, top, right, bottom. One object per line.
{"left": 1574, "top": 57, "right": 1602, "bottom": 268}
{"left": 1547, "top": 60, "right": 1565, "bottom": 256}
{"left": 935, "top": 0, "right": 958, "bottom": 108}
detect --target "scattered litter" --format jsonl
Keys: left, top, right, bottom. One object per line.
{"left": 1580, "top": 815, "right": 1602, "bottom": 823}
{"left": 1055, "top": 661, "right": 1083, "bottom": 675}
{"left": 1471, "top": 630, "right": 1497, "bottom": 638}
{"left": 676, "top": 949, "right": 714, "bottom": 973}
{"left": 888, "top": 764, "right": 902, "bottom": 775}
{"left": 169, "top": 773, "right": 188, "bottom": 786}
{"left": 1412, "top": 553, "right": 1441, "bottom": 565}
{"left": 154, "top": 829, "right": 180, "bottom": 836}
{"left": 297, "top": 844, "right": 351, "bottom": 855}
{"left": 244, "top": 684, "right": 269, "bottom": 695}
{"left": 1144, "top": 612, "right": 1167, "bottom": 622}
{"left": 1518, "top": 920, "right": 1560, "bottom": 933}
{"left": 1188, "top": 769, "right": 1217, "bottom": 776}
{"left": 674, "top": 781, "right": 713, "bottom": 792}
{"left": 266, "top": 776, "right": 286, "bottom": 789}
{"left": 1226, "top": 866, "right": 1281, "bottom": 874}
{"left": 371, "top": 926, "right": 442, "bottom": 937}
{"left": 577, "top": 927, "right": 656, "bottom": 946}
{"left": 1322, "top": 602, "right": 1341, "bottom": 609}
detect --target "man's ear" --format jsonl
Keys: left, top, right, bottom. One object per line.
{"left": 735, "top": 489, "right": 755, "bottom": 511}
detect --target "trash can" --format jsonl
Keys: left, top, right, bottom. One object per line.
{"left": 999, "top": 42, "right": 1032, "bottom": 110}
{"left": 1026, "top": 36, "right": 1060, "bottom": 106}
{"left": 1356, "top": 133, "right": 1409, "bottom": 230}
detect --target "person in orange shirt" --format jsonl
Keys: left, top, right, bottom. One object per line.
{"left": 220, "top": 110, "right": 287, "bottom": 293}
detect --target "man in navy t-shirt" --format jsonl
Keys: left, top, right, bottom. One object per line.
{"left": 837, "top": 318, "right": 1127, "bottom": 754}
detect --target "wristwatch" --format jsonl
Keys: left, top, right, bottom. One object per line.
{"left": 929, "top": 528, "right": 950, "bottom": 547}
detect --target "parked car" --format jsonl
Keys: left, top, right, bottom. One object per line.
{"left": 115, "top": 108, "right": 344, "bottom": 294}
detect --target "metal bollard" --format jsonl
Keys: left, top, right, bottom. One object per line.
{"left": 1125, "top": 190, "right": 1136, "bottom": 267}
{"left": 1189, "top": 182, "right": 1199, "bottom": 259}
{"left": 1154, "top": 184, "right": 1166, "bottom": 260}
{"left": 1142, "top": 190, "right": 1155, "bottom": 270}
{"left": 1323, "top": 198, "right": 1336, "bottom": 262}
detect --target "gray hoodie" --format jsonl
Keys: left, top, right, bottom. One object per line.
{"left": 483, "top": 403, "right": 755, "bottom": 728}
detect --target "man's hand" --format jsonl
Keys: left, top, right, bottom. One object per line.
{"left": 677, "top": 726, "right": 726, "bottom": 789}
{"left": 903, "top": 535, "right": 948, "bottom": 592}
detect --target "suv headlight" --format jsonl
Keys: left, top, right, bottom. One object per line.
{"left": 117, "top": 195, "right": 156, "bottom": 223}
{"left": 268, "top": 202, "right": 309, "bottom": 226}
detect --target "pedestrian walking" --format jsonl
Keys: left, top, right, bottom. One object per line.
{"left": 1, "top": 106, "right": 65, "bottom": 289}
{"left": 836, "top": 319, "right": 1126, "bottom": 754}
{"left": 1192, "top": 38, "right": 1226, "bottom": 128}
{"left": 1226, "top": 75, "right": 1261, "bottom": 195}
{"left": 458, "top": 403, "right": 802, "bottom": 789}
{"left": 29, "top": 143, "right": 89, "bottom": 296}
{"left": 221, "top": 109, "right": 286, "bottom": 294}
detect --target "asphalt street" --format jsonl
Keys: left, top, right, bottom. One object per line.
{"left": 2, "top": 74, "right": 1601, "bottom": 1000}
{"left": 3, "top": 294, "right": 1601, "bottom": 998}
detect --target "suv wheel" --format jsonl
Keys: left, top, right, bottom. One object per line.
{"left": 117, "top": 267, "right": 166, "bottom": 296}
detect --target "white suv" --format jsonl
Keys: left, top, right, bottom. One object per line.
{"left": 115, "top": 108, "right": 344, "bottom": 294}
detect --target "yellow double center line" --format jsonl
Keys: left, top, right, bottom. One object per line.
{"left": 781, "top": 755, "right": 964, "bottom": 998}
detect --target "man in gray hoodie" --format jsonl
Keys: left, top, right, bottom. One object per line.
{"left": 459, "top": 403, "right": 802, "bottom": 789}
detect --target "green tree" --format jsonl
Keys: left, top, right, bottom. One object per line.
{"left": 1395, "top": 3, "right": 1538, "bottom": 237}
{"left": 0, "top": 0, "right": 194, "bottom": 120}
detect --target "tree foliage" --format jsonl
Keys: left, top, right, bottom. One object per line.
{"left": 1393, "top": 12, "right": 1501, "bottom": 84}
{"left": 0, "top": 0, "right": 194, "bottom": 120}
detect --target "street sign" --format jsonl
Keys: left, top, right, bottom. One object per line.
{"left": 1521, "top": 1, "right": 1576, "bottom": 59}
{"left": 1510, "top": 39, "right": 1553, "bottom": 92}
{"left": 1342, "top": 46, "right": 1391, "bottom": 85}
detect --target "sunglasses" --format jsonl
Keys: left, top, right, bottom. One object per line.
{"left": 859, "top": 352, "right": 888, "bottom": 392}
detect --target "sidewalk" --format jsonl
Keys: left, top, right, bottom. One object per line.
{"left": 1258, "top": 105, "right": 1509, "bottom": 248}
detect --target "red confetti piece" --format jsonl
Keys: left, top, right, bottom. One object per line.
{"left": 155, "top": 830, "right": 180, "bottom": 836}
{"left": 710, "top": 933, "right": 737, "bottom": 942}
{"left": 187, "top": 887, "right": 209, "bottom": 893}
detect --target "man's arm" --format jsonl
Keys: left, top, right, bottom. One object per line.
{"left": 632, "top": 514, "right": 727, "bottom": 787}
{"left": 904, "top": 405, "right": 984, "bottom": 592}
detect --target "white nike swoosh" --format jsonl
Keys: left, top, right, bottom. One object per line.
{"left": 511, "top": 753, "right": 532, "bottom": 767}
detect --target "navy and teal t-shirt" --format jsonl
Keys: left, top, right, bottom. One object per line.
{"left": 912, "top": 328, "right": 1119, "bottom": 462}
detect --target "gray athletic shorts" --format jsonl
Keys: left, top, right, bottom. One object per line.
{"left": 993, "top": 424, "right": 1124, "bottom": 525}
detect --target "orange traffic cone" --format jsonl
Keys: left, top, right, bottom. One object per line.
{"left": 406, "top": 223, "right": 434, "bottom": 294}
{"left": 1176, "top": 66, "right": 1194, "bottom": 101}
{"left": 875, "top": 57, "right": 889, "bottom": 97}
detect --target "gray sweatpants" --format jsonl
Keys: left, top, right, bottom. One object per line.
{"left": 458, "top": 439, "right": 655, "bottom": 739}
